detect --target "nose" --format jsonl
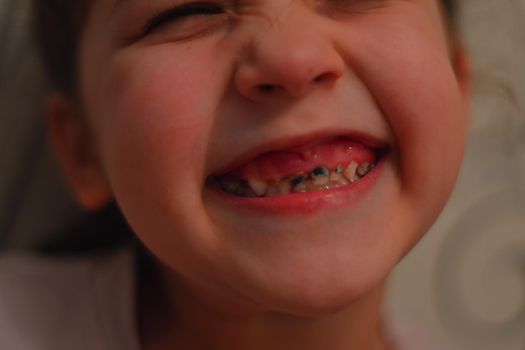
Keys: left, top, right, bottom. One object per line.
{"left": 234, "top": 21, "right": 345, "bottom": 102}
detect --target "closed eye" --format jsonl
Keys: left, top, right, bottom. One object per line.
{"left": 141, "top": 2, "right": 226, "bottom": 37}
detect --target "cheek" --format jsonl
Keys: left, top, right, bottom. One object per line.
{"left": 338, "top": 11, "right": 468, "bottom": 214}
{"left": 88, "top": 46, "right": 225, "bottom": 210}
{"left": 369, "top": 51, "right": 467, "bottom": 184}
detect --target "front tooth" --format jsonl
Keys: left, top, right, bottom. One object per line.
{"left": 357, "top": 162, "right": 371, "bottom": 177}
{"left": 248, "top": 178, "right": 268, "bottom": 197}
{"left": 344, "top": 161, "right": 358, "bottom": 181}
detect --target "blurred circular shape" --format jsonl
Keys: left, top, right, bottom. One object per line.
{"left": 465, "top": 241, "right": 525, "bottom": 323}
{"left": 435, "top": 187, "right": 525, "bottom": 349}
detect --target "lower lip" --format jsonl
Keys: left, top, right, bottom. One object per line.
{"left": 206, "top": 155, "right": 387, "bottom": 216}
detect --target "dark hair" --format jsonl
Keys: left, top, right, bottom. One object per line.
{"left": 443, "top": 0, "right": 456, "bottom": 25}
{"left": 32, "top": 1, "right": 90, "bottom": 94}
{"left": 32, "top": 0, "right": 457, "bottom": 94}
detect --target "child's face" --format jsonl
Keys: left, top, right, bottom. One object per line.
{"left": 68, "top": 0, "right": 468, "bottom": 314}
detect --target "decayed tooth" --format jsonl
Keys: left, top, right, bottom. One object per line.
{"left": 291, "top": 174, "right": 308, "bottom": 192}
{"left": 311, "top": 166, "right": 329, "bottom": 186}
{"left": 248, "top": 178, "right": 268, "bottom": 197}
{"left": 334, "top": 165, "right": 344, "bottom": 174}
{"left": 312, "top": 166, "right": 330, "bottom": 177}
{"left": 278, "top": 180, "right": 292, "bottom": 195}
{"left": 344, "top": 161, "right": 358, "bottom": 182}
{"left": 357, "top": 162, "right": 371, "bottom": 177}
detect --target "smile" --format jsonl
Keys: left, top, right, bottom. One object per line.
{"left": 215, "top": 160, "right": 376, "bottom": 198}
{"left": 209, "top": 135, "right": 388, "bottom": 199}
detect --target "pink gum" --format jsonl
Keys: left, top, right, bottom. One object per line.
{"left": 232, "top": 138, "right": 377, "bottom": 182}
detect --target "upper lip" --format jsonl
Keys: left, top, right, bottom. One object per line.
{"left": 208, "top": 129, "right": 390, "bottom": 178}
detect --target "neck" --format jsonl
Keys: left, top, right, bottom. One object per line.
{"left": 137, "top": 254, "right": 391, "bottom": 350}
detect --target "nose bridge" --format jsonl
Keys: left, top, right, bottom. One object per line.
{"left": 234, "top": 5, "right": 344, "bottom": 101}
{"left": 253, "top": 14, "right": 321, "bottom": 63}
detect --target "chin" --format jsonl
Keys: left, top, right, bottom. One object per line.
{"left": 234, "top": 254, "right": 392, "bottom": 318}
{"left": 267, "top": 280, "right": 385, "bottom": 318}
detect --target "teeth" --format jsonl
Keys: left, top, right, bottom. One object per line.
{"left": 357, "top": 162, "right": 371, "bottom": 177}
{"left": 266, "top": 185, "right": 280, "bottom": 197}
{"left": 312, "top": 166, "right": 330, "bottom": 177}
{"left": 311, "top": 166, "right": 330, "bottom": 187}
{"left": 278, "top": 180, "right": 292, "bottom": 195}
{"left": 330, "top": 171, "right": 349, "bottom": 185}
{"left": 221, "top": 160, "right": 376, "bottom": 197}
{"left": 290, "top": 174, "right": 308, "bottom": 193}
{"left": 290, "top": 174, "right": 307, "bottom": 186}
{"left": 344, "top": 161, "right": 359, "bottom": 182}
{"left": 248, "top": 178, "right": 268, "bottom": 197}
{"left": 312, "top": 177, "right": 329, "bottom": 187}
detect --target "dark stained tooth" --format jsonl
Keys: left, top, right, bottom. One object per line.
{"left": 220, "top": 161, "right": 377, "bottom": 198}
{"left": 311, "top": 166, "right": 330, "bottom": 178}
{"left": 291, "top": 174, "right": 307, "bottom": 187}
{"left": 311, "top": 166, "right": 329, "bottom": 187}
{"left": 291, "top": 174, "right": 309, "bottom": 193}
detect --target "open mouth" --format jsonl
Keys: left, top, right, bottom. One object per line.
{"left": 209, "top": 136, "right": 387, "bottom": 198}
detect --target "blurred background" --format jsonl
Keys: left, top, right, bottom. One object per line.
{"left": 0, "top": 0, "right": 524, "bottom": 349}
{"left": 387, "top": 1, "right": 525, "bottom": 349}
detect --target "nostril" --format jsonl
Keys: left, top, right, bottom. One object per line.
{"left": 314, "top": 72, "right": 336, "bottom": 83}
{"left": 258, "top": 84, "right": 276, "bottom": 93}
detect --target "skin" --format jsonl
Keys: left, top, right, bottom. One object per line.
{"left": 47, "top": 0, "right": 470, "bottom": 349}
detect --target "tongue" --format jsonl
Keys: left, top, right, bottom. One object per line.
{"left": 232, "top": 137, "right": 376, "bottom": 182}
